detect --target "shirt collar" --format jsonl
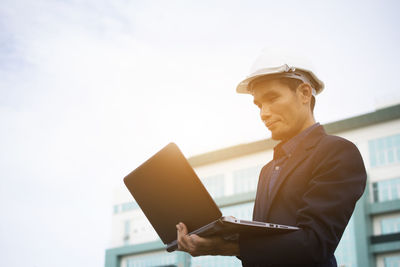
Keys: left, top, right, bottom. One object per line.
{"left": 273, "top": 122, "right": 320, "bottom": 160}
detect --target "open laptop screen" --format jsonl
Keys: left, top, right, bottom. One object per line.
{"left": 123, "top": 143, "right": 222, "bottom": 244}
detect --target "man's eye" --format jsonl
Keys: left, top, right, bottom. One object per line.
{"left": 265, "top": 97, "right": 278, "bottom": 104}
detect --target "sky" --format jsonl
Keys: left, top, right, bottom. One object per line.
{"left": 1, "top": 0, "right": 399, "bottom": 266}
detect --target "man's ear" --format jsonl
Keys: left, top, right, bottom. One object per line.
{"left": 297, "top": 83, "right": 313, "bottom": 104}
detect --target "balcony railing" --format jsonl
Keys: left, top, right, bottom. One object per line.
{"left": 370, "top": 232, "right": 400, "bottom": 244}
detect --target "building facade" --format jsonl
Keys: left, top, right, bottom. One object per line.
{"left": 106, "top": 104, "right": 400, "bottom": 267}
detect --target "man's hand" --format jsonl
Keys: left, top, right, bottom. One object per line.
{"left": 176, "top": 222, "right": 240, "bottom": 257}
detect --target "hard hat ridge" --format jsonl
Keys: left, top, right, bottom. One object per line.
{"left": 236, "top": 63, "right": 324, "bottom": 95}
{"left": 236, "top": 47, "right": 324, "bottom": 95}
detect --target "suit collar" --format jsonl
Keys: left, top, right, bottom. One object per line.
{"left": 274, "top": 123, "right": 321, "bottom": 160}
{"left": 263, "top": 125, "right": 327, "bottom": 219}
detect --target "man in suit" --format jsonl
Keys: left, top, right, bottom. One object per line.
{"left": 176, "top": 62, "right": 367, "bottom": 267}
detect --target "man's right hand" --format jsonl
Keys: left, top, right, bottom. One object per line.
{"left": 176, "top": 222, "right": 240, "bottom": 257}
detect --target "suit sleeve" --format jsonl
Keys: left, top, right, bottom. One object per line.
{"left": 238, "top": 138, "right": 367, "bottom": 265}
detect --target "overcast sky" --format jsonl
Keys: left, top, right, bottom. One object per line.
{"left": 1, "top": 1, "right": 399, "bottom": 266}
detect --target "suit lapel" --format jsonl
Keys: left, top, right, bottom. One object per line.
{"left": 264, "top": 126, "right": 326, "bottom": 219}
{"left": 253, "top": 162, "right": 273, "bottom": 221}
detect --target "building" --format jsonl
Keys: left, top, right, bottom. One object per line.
{"left": 105, "top": 104, "right": 400, "bottom": 267}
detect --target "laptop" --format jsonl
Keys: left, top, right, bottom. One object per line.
{"left": 123, "top": 143, "right": 299, "bottom": 252}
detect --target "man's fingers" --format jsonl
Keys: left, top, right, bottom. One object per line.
{"left": 177, "top": 222, "right": 188, "bottom": 235}
{"left": 176, "top": 223, "right": 191, "bottom": 251}
{"left": 175, "top": 225, "right": 227, "bottom": 257}
{"left": 176, "top": 224, "right": 184, "bottom": 250}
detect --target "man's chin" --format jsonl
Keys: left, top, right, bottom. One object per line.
{"left": 270, "top": 131, "right": 283, "bottom": 141}
{"left": 270, "top": 130, "right": 287, "bottom": 141}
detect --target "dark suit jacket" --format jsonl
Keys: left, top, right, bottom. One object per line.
{"left": 239, "top": 125, "right": 367, "bottom": 267}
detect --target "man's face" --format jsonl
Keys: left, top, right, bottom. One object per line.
{"left": 252, "top": 79, "right": 310, "bottom": 141}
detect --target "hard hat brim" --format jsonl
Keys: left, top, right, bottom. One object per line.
{"left": 236, "top": 66, "right": 324, "bottom": 95}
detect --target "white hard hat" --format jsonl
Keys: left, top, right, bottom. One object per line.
{"left": 236, "top": 48, "right": 324, "bottom": 95}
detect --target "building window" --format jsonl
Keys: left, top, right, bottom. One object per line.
{"left": 191, "top": 255, "right": 242, "bottom": 267}
{"left": 381, "top": 216, "right": 400, "bottom": 234}
{"left": 372, "top": 178, "right": 400, "bottom": 202}
{"left": 233, "top": 165, "right": 263, "bottom": 194}
{"left": 369, "top": 134, "right": 400, "bottom": 168}
{"left": 113, "top": 205, "right": 119, "bottom": 214}
{"left": 120, "top": 201, "right": 139, "bottom": 212}
{"left": 334, "top": 216, "right": 358, "bottom": 267}
{"left": 124, "top": 220, "right": 130, "bottom": 245}
{"left": 200, "top": 174, "right": 225, "bottom": 198}
{"left": 221, "top": 202, "right": 254, "bottom": 220}
{"left": 126, "top": 252, "right": 177, "bottom": 267}
{"left": 384, "top": 255, "right": 400, "bottom": 267}
{"left": 113, "top": 202, "right": 140, "bottom": 214}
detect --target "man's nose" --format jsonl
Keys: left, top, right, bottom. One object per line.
{"left": 260, "top": 104, "right": 271, "bottom": 121}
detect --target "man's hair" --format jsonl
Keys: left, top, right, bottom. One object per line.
{"left": 280, "top": 78, "right": 316, "bottom": 113}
